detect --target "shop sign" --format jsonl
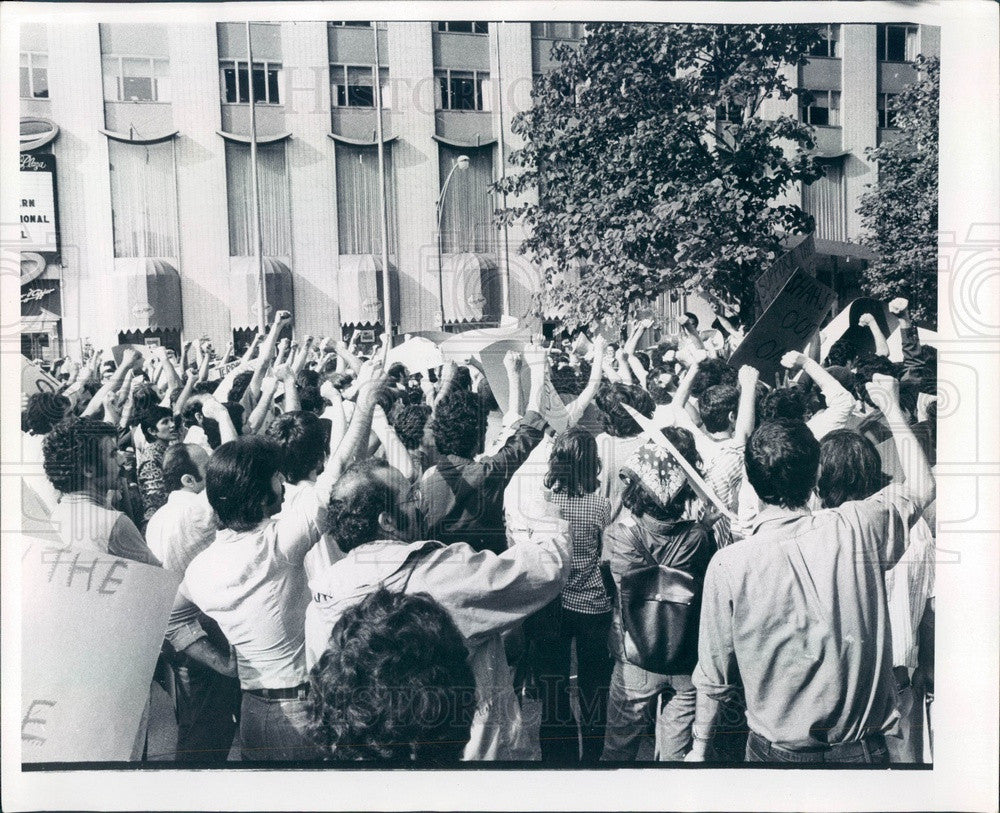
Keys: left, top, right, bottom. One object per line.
{"left": 20, "top": 153, "right": 59, "bottom": 254}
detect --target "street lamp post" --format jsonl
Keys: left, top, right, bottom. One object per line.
{"left": 436, "top": 155, "right": 469, "bottom": 330}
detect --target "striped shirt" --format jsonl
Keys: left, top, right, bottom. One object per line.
{"left": 549, "top": 491, "right": 612, "bottom": 614}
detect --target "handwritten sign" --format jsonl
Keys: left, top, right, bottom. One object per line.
{"left": 21, "top": 153, "right": 59, "bottom": 253}
{"left": 754, "top": 234, "right": 816, "bottom": 317}
{"left": 21, "top": 355, "right": 61, "bottom": 400}
{"left": 21, "top": 540, "right": 179, "bottom": 763}
{"left": 729, "top": 269, "right": 836, "bottom": 383}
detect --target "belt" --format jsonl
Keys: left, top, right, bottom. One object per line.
{"left": 749, "top": 730, "right": 887, "bottom": 761}
{"left": 244, "top": 682, "right": 310, "bottom": 700}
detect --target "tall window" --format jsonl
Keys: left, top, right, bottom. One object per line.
{"left": 435, "top": 69, "right": 490, "bottom": 111}
{"left": 225, "top": 141, "right": 291, "bottom": 257}
{"left": 801, "top": 90, "right": 841, "bottom": 126}
{"left": 102, "top": 56, "right": 170, "bottom": 102}
{"left": 877, "top": 24, "right": 918, "bottom": 62}
{"left": 108, "top": 140, "right": 178, "bottom": 258}
{"left": 20, "top": 52, "right": 48, "bottom": 99}
{"left": 436, "top": 22, "right": 488, "bottom": 34}
{"left": 878, "top": 93, "right": 899, "bottom": 129}
{"left": 438, "top": 144, "right": 496, "bottom": 255}
{"left": 335, "top": 144, "right": 397, "bottom": 255}
{"left": 330, "top": 64, "right": 390, "bottom": 108}
{"left": 808, "top": 24, "right": 841, "bottom": 57}
{"left": 220, "top": 60, "right": 282, "bottom": 104}
{"left": 803, "top": 161, "right": 846, "bottom": 241}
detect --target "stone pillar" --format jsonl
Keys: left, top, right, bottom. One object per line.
{"left": 281, "top": 21, "right": 341, "bottom": 337}
{"left": 169, "top": 23, "right": 232, "bottom": 346}
{"left": 386, "top": 22, "right": 440, "bottom": 332}
{"left": 841, "top": 25, "right": 878, "bottom": 240}
{"left": 47, "top": 23, "right": 116, "bottom": 351}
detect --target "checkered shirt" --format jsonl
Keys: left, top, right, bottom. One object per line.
{"left": 549, "top": 491, "right": 612, "bottom": 614}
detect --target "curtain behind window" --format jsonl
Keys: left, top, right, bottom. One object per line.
{"left": 803, "top": 160, "right": 846, "bottom": 241}
{"left": 108, "top": 140, "right": 178, "bottom": 258}
{"left": 335, "top": 143, "right": 397, "bottom": 255}
{"left": 225, "top": 141, "right": 291, "bottom": 257}
{"left": 438, "top": 143, "right": 496, "bottom": 255}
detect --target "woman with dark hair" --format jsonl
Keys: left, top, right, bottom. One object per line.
{"left": 602, "top": 427, "right": 716, "bottom": 762}
{"left": 309, "top": 588, "right": 476, "bottom": 762}
{"left": 531, "top": 426, "right": 613, "bottom": 764}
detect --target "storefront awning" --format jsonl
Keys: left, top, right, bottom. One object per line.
{"left": 338, "top": 254, "right": 384, "bottom": 326}
{"left": 21, "top": 117, "right": 60, "bottom": 152}
{"left": 229, "top": 257, "right": 294, "bottom": 329}
{"left": 118, "top": 258, "right": 182, "bottom": 331}
{"left": 440, "top": 253, "right": 497, "bottom": 324}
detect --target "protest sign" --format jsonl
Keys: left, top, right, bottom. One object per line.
{"left": 111, "top": 343, "right": 152, "bottom": 368}
{"left": 729, "top": 268, "right": 836, "bottom": 383}
{"left": 754, "top": 233, "right": 816, "bottom": 317}
{"left": 21, "top": 540, "right": 179, "bottom": 763}
{"left": 682, "top": 292, "right": 718, "bottom": 332}
{"left": 476, "top": 339, "right": 570, "bottom": 432}
{"left": 21, "top": 356, "right": 61, "bottom": 399}
{"left": 819, "top": 297, "right": 939, "bottom": 364}
{"left": 438, "top": 325, "right": 533, "bottom": 364}
{"left": 385, "top": 337, "right": 444, "bottom": 373}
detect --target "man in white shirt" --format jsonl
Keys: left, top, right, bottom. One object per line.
{"left": 147, "top": 443, "right": 239, "bottom": 762}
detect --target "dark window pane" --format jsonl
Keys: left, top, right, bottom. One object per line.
{"left": 268, "top": 68, "right": 280, "bottom": 103}
{"left": 472, "top": 22, "right": 488, "bottom": 34}
{"left": 451, "top": 76, "right": 476, "bottom": 109}
{"left": 335, "top": 84, "right": 347, "bottom": 106}
{"left": 237, "top": 66, "right": 250, "bottom": 103}
{"left": 448, "top": 22, "right": 473, "bottom": 33}
{"left": 223, "top": 67, "right": 237, "bottom": 102}
{"left": 122, "top": 76, "right": 154, "bottom": 101}
{"left": 20, "top": 66, "right": 31, "bottom": 97}
{"left": 338, "top": 21, "right": 371, "bottom": 26}
{"left": 347, "top": 84, "right": 374, "bottom": 106}
{"left": 436, "top": 22, "right": 448, "bottom": 31}
{"left": 252, "top": 66, "right": 267, "bottom": 102}
{"left": 809, "top": 105, "right": 829, "bottom": 126}
{"left": 877, "top": 27, "right": 887, "bottom": 61}
{"left": 886, "top": 26, "right": 906, "bottom": 61}
{"left": 438, "top": 76, "right": 449, "bottom": 108}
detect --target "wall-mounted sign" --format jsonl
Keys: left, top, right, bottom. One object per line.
{"left": 20, "top": 153, "right": 59, "bottom": 254}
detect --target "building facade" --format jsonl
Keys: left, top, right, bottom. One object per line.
{"left": 18, "top": 21, "right": 938, "bottom": 358}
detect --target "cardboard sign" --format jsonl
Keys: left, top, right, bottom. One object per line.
{"left": 477, "top": 339, "right": 570, "bottom": 432}
{"left": 754, "top": 234, "right": 816, "bottom": 317}
{"left": 21, "top": 356, "right": 61, "bottom": 399}
{"left": 729, "top": 269, "right": 836, "bottom": 383}
{"left": 111, "top": 344, "right": 153, "bottom": 368}
{"left": 385, "top": 337, "right": 444, "bottom": 374}
{"left": 21, "top": 540, "right": 179, "bottom": 763}
{"left": 438, "top": 325, "right": 533, "bottom": 364}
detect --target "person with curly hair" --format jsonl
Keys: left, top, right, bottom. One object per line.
{"left": 592, "top": 381, "right": 654, "bottom": 516}
{"left": 309, "top": 588, "right": 476, "bottom": 762}
{"left": 22, "top": 391, "right": 72, "bottom": 523}
{"left": 419, "top": 346, "right": 549, "bottom": 555}
{"left": 41, "top": 417, "right": 159, "bottom": 565}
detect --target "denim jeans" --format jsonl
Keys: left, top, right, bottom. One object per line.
{"left": 746, "top": 730, "right": 890, "bottom": 764}
{"left": 239, "top": 689, "right": 319, "bottom": 761}
{"left": 172, "top": 660, "right": 241, "bottom": 762}
{"left": 532, "top": 609, "right": 613, "bottom": 765}
{"left": 601, "top": 661, "right": 696, "bottom": 761}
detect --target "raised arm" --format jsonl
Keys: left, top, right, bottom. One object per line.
{"left": 566, "top": 334, "right": 606, "bottom": 426}
{"left": 672, "top": 349, "right": 707, "bottom": 411}
{"left": 199, "top": 394, "right": 239, "bottom": 445}
{"left": 866, "top": 373, "right": 935, "bottom": 510}
{"left": 247, "top": 310, "right": 292, "bottom": 403}
{"left": 371, "top": 405, "right": 416, "bottom": 481}
{"left": 502, "top": 350, "right": 523, "bottom": 422}
{"left": 859, "top": 313, "right": 890, "bottom": 358}
{"left": 733, "top": 365, "right": 759, "bottom": 445}
{"left": 245, "top": 376, "right": 279, "bottom": 435}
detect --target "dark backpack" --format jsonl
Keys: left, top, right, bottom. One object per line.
{"left": 617, "top": 524, "right": 701, "bottom": 675}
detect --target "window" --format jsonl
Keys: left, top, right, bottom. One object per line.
{"left": 801, "top": 90, "right": 841, "bottom": 126}
{"left": 438, "top": 143, "right": 496, "bottom": 254}
{"left": 877, "top": 24, "right": 918, "bottom": 62}
{"left": 331, "top": 64, "right": 390, "bottom": 108}
{"left": 435, "top": 69, "right": 490, "bottom": 111}
{"left": 531, "top": 22, "right": 583, "bottom": 39}
{"left": 20, "top": 52, "right": 48, "bottom": 99}
{"left": 803, "top": 160, "right": 846, "bottom": 241}
{"left": 436, "top": 22, "right": 488, "bottom": 34}
{"left": 108, "top": 140, "right": 178, "bottom": 257}
{"left": 878, "top": 93, "right": 899, "bottom": 129}
{"left": 808, "top": 24, "right": 841, "bottom": 58}
{"left": 331, "top": 21, "right": 372, "bottom": 27}
{"left": 102, "top": 56, "right": 170, "bottom": 102}
{"left": 225, "top": 141, "right": 291, "bottom": 256}
{"left": 220, "top": 60, "right": 282, "bottom": 104}
{"left": 716, "top": 99, "right": 744, "bottom": 124}
{"left": 335, "top": 144, "right": 397, "bottom": 255}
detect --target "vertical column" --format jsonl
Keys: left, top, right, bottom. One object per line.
{"left": 491, "top": 22, "right": 538, "bottom": 319}
{"left": 841, "top": 24, "right": 878, "bottom": 240}
{"left": 47, "top": 24, "right": 116, "bottom": 351}
{"left": 386, "top": 22, "right": 439, "bottom": 332}
{"left": 169, "top": 23, "right": 232, "bottom": 346}
{"left": 760, "top": 62, "right": 802, "bottom": 211}
{"left": 919, "top": 25, "right": 941, "bottom": 59}
{"left": 281, "top": 22, "right": 341, "bottom": 336}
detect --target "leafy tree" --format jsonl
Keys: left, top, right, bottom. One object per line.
{"left": 857, "top": 55, "right": 939, "bottom": 327}
{"left": 497, "top": 23, "right": 824, "bottom": 331}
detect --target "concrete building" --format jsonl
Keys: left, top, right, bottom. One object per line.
{"left": 18, "top": 21, "right": 938, "bottom": 358}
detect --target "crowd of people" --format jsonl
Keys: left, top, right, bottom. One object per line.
{"left": 21, "top": 293, "right": 937, "bottom": 765}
